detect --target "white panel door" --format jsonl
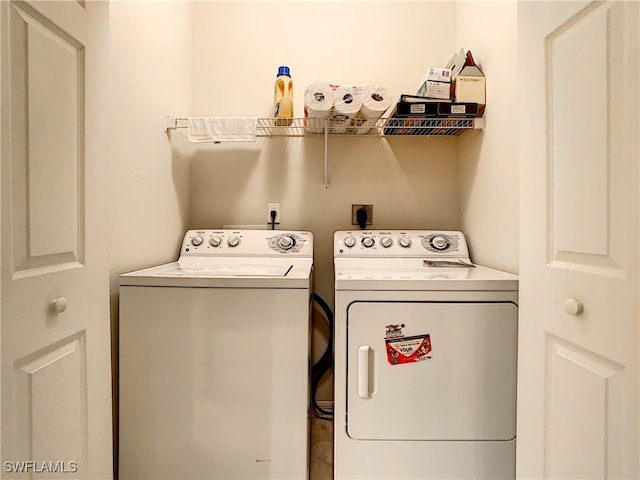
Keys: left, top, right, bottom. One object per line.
{"left": 1, "top": 1, "right": 112, "bottom": 478}
{"left": 518, "top": 1, "right": 639, "bottom": 479}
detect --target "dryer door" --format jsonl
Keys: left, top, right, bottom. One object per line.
{"left": 346, "top": 301, "right": 517, "bottom": 441}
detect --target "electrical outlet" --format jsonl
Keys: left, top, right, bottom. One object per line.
{"left": 351, "top": 204, "right": 373, "bottom": 226}
{"left": 267, "top": 202, "right": 281, "bottom": 224}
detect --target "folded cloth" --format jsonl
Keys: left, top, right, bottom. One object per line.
{"left": 187, "top": 117, "right": 257, "bottom": 143}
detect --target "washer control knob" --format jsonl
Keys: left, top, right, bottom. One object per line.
{"left": 431, "top": 236, "right": 450, "bottom": 250}
{"left": 191, "top": 235, "right": 203, "bottom": 246}
{"left": 209, "top": 236, "right": 222, "bottom": 247}
{"left": 362, "top": 237, "right": 375, "bottom": 248}
{"left": 278, "top": 235, "right": 295, "bottom": 250}
{"left": 398, "top": 237, "right": 412, "bottom": 248}
{"left": 227, "top": 236, "right": 240, "bottom": 248}
{"left": 380, "top": 237, "right": 393, "bottom": 248}
{"left": 343, "top": 236, "right": 356, "bottom": 248}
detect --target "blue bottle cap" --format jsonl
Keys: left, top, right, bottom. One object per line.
{"left": 277, "top": 66, "right": 291, "bottom": 77}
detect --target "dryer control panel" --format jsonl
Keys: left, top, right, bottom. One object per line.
{"left": 334, "top": 230, "right": 469, "bottom": 258}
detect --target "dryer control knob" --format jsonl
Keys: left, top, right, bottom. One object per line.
{"left": 380, "top": 237, "right": 393, "bottom": 248}
{"left": 398, "top": 237, "right": 412, "bottom": 248}
{"left": 362, "top": 237, "right": 375, "bottom": 248}
{"left": 209, "top": 236, "right": 222, "bottom": 247}
{"left": 278, "top": 235, "right": 295, "bottom": 250}
{"left": 228, "top": 236, "right": 240, "bottom": 248}
{"left": 431, "top": 236, "right": 450, "bottom": 250}
{"left": 191, "top": 236, "right": 204, "bottom": 246}
{"left": 343, "top": 236, "right": 356, "bottom": 248}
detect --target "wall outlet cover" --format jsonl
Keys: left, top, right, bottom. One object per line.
{"left": 351, "top": 204, "right": 373, "bottom": 226}
{"left": 267, "top": 202, "right": 281, "bottom": 224}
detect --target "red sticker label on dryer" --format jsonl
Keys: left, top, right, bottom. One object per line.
{"left": 385, "top": 324, "right": 432, "bottom": 366}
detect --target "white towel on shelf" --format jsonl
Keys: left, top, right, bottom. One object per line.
{"left": 187, "top": 117, "right": 257, "bottom": 143}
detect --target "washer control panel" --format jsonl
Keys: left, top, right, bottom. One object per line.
{"left": 334, "top": 230, "right": 468, "bottom": 258}
{"left": 181, "top": 230, "right": 313, "bottom": 257}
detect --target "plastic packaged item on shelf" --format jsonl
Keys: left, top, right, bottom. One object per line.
{"left": 274, "top": 65, "right": 294, "bottom": 126}
{"left": 304, "top": 83, "right": 334, "bottom": 133}
{"left": 329, "top": 85, "right": 362, "bottom": 134}
{"left": 349, "top": 84, "right": 393, "bottom": 134}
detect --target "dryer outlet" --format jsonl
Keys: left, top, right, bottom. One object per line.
{"left": 352, "top": 204, "right": 373, "bottom": 226}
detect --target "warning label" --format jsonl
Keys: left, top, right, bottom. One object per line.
{"left": 385, "top": 324, "right": 432, "bottom": 366}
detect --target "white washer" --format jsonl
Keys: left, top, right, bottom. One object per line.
{"left": 119, "top": 229, "right": 313, "bottom": 480}
{"left": 333, "top": 230, "right": 518, "bottom": 480}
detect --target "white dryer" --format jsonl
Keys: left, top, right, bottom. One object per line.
{"left": 119, "top": 229, "right": 313, "bottom": 480}
{"left": 333, "top": 230, "right": 518, "bottom": 480}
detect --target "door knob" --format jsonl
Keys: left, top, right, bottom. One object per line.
{"left": 51, "top": 296, "right": 68, "bottom": 314}
{"left": 564, "top": 297, "right": 583, "bottom": 316}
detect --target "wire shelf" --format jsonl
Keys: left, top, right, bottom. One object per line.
{"left": 166, "top": 116, "right": 483, "bottom": 137}
{"left": 164, "top": 115, "right": 485, "bottom": 189}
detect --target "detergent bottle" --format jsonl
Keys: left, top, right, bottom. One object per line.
{"left": 274, "top": 66, "right": 293, "bottom": 126}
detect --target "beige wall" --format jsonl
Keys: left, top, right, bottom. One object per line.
{"left": 187, "top": 1, "right": 461, "bottom": 303}
{"left": 109, "top": 2, "right": 192, "bottom": 277}
{"left": 457, "top": 1, "right": 519, "bottom": 274}
{"left": 108, "top": 2, "right": 193, "bottom": 472}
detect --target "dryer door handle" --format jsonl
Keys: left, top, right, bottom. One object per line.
{"left": 357, "top": 345, "right": 372, "bottom": 399}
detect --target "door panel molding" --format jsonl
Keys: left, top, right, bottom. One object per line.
{"left": 8, "top": 0, "right": 85, "bottom": 278}
{"left": 14, "top": 332, "right": 88, "bottom": 477}
{"left": 544, "top": 334, "right": 625, "bottom": 479}
{"left": 545, "top": 0, "right": 624, "bottom": 278}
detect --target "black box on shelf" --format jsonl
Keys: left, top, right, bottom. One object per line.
{"left": 394, "top": 101, "right": 438, "bottom": 117}
{"left": 437, "top": 102, "right": 480, "bottom": 117}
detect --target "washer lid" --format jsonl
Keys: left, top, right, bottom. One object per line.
{"left": 120, "top": 257, "right": 312, "bottom": 288}
{"left": 177, "top": 257, "right": 293, "bottom": 277}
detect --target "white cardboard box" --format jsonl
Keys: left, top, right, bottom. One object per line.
{"left": 445, "top": 49, "right": 467, "bottom": 78}
{"left": 427, "top": 66, "right": 452, "bottom": 83}
{"left": 417, "top": 66, "right": 453, "bottom": 99}
{"left": 447, "top": 49, "right": 485, "bottom": 106}
{"left": 454, "top": 75, "right": 485, "bottom": 105}
{"left": 425, "top": 81, "right": 451, "bottom": 99}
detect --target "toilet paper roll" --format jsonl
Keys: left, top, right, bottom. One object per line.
{"left": 350, "top": 84, "right": 393, "bottom": 134}
{"left": 304, "top": 83, "right": 334, "bottom": 133}
{"left": 330, "top": 85, "right": 363, "bottom": 134}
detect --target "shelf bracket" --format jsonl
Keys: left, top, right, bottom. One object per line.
{"left": 165, "top": 115, "right": 177, "bottom": 132}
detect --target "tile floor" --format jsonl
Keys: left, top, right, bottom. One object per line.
{"left": 309, "top": 416, "right": 333, "bottom": 480}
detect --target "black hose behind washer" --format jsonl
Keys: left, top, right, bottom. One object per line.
{"left": 310, "top": 292, "right": 334, "bottom": 418}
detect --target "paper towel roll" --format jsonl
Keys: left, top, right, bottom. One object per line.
{"left": 330, "top": 85, "right": 363, "bottom": 133}
{"left": 350, "top": 84, "right": 393, "bottom": 134}
{"left": 304, "top": 83, "right": 334, "bottom": 133}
